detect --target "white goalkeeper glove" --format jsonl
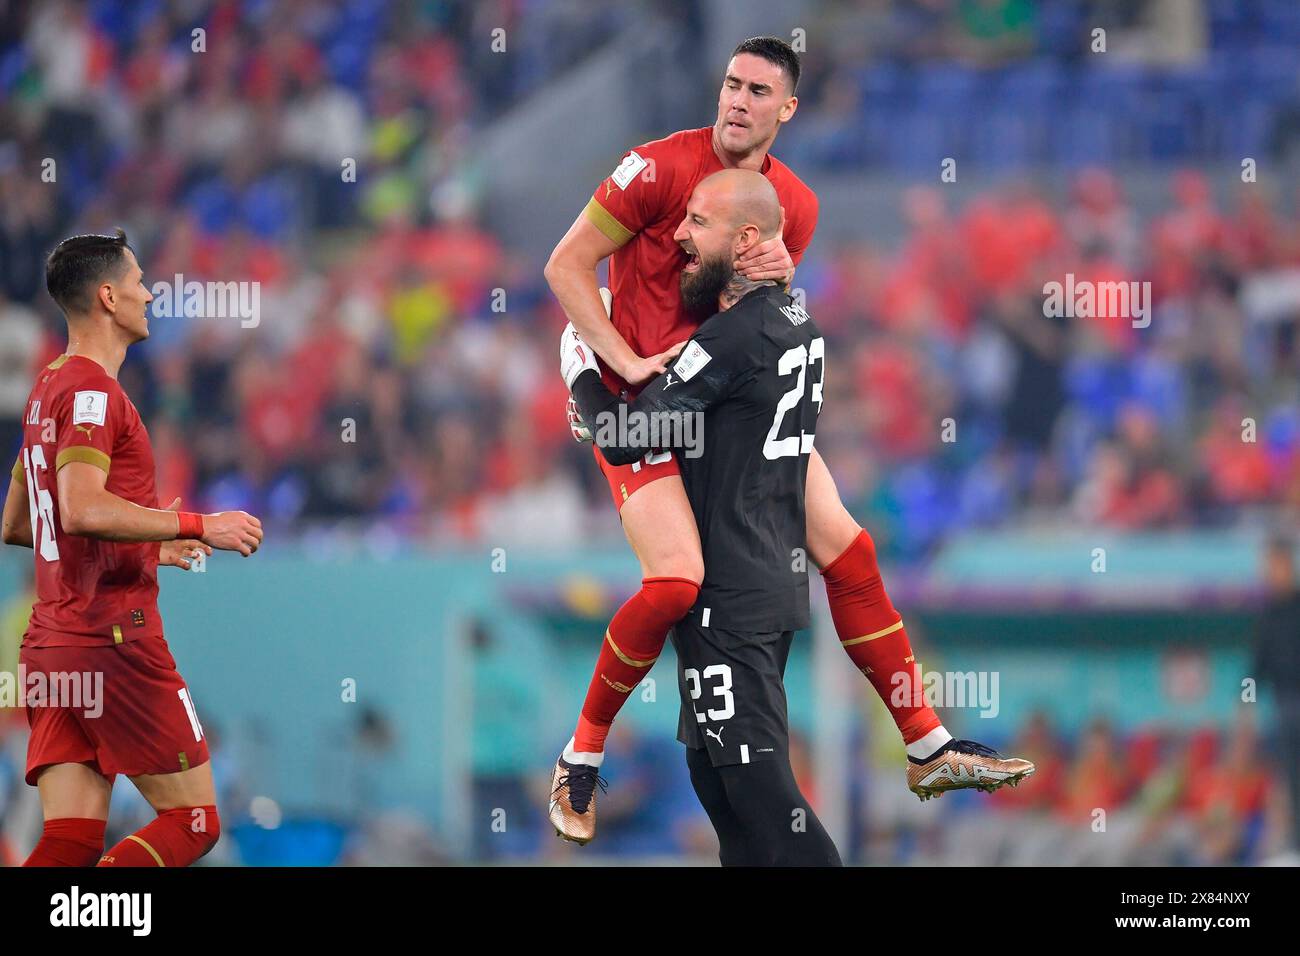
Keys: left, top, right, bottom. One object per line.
{"left": 567, "top": 395, "right": 593, "bottom": 443}
{"left": 560, "top": 321, "right": 599, "bottom": 389}
{"left": 560, "top": 289, "right": 611, "bottom": 441}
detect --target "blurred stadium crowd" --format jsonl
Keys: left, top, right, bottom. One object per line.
{"left": 2, "top": 0, "right": 1298, "bottom": 559}
{"left": 1, "top": 0, "right": 1298, "bottom": 864}
{"left": 789, "top": 0, "right": 1300, "bottom": 169}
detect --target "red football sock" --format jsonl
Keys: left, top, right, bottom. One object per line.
{"left": 97, "top": 806, "right": 220, "bottom": 867}
{"left": 23, "top": 817, "right": 106, "bottom": 867}
{"left": 821, "top": 530, "right": 942, "bottom": 744}
{"left": 572, "top": 576, "right": 700, "bottom": 754}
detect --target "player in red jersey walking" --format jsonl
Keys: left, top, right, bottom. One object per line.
{"left": 545, "top": 38, "right": 1032, "bottom": 843}
{"left": 1, "top": 231, "right": 263, "bottom": 866}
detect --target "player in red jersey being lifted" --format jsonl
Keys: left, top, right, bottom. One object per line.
{"left": 545, "top": 37, "right": 1033, "bottom": 844}
{"left": 1, "top": 230, "right": 263, "bottom": 866}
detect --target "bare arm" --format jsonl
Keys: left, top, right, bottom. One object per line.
{"left": 2, "top": 476, "right": 32, "bottom": 548}
{"left": 58, "top": 461, "right": 189, "bottom": 541}
{"left": 544, "top": 213, "right": 683, "bottom": 386}
{"left": 57, "top": 462, "right": 263, "bottom": 555}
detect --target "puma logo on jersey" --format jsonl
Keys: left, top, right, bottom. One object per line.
{"left": 704, "top": 727, "right": 725, "bottom": 747}
{"left": 663, "top": 374, "right": 677, "bottom": 390}
{"left": 75, "top": 424, "right": 96, "bottom": 438}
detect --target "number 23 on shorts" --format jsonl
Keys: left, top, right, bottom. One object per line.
{"left": 684, "top": 664, "right": 735, "bottom": 722}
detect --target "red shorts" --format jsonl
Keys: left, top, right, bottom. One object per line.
{"left": 593, "top": 444, "right": 681, "bottom": 511}
{"left": 21, "top": 634, "right": 210, "bottom": 786}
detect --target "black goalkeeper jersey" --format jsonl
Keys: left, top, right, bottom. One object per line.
{"left": 572, "top": 283, "right": 824, "bottom": 631}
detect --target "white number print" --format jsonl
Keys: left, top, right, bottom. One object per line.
{"left": 177, "top": 687, "right": 205, "bottom": 743}
{"left": 630, "top": 449, "right": 672, "bottom": 473}
{"left": 23, "top": 445, "right": 60, "bottom": 562}
{"left": 684, "top": 668, "right": 702, "bottom": 720}
{"left": 763, "top": 338, "right": 824, "bottom": 460}
{"left": 683, "top": 664, "right": 735, "bottom": 723}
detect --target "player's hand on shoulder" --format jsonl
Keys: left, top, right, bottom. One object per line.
{"left": 623, "top": 340, "right": 687, "bottom": 386}
{"left": 735, "top": 206, "right": 793, "bottom": 285}
{"left": 560, "top": 321, "right": 599, "bottom": 389}
{"left": 201, "top": 510, "right": 264, "bottom": 557}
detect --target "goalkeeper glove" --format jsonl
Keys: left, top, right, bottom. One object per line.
{"left": 566, "top": 395, "right": 593, "bottom": 443}
{"left": 560, "top": 320, "right": 599, "bottom": 389}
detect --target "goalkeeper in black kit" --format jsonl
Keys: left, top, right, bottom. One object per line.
{"left": 560, "top": 168, "right": 840, "bottom": 865}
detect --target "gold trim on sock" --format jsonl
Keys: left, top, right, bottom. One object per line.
{"left": 840, "top": 619, "right": 905, "bottom": 647}
{"left": 125, "top": 834, "right": 165, "bottom": 867}
{"left": 605, "top": 630, "right": 656, "bottom": 668}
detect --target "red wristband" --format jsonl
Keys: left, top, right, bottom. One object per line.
{"left": 176, "top": 512, "right": 204, "bottom": 540}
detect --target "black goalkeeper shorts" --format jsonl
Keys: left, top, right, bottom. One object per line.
{"left": 671, "top": 615, "right": 795, "bottom": 768}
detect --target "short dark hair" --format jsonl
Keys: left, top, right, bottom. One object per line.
{"left": 732, "top": 36, "right": 801, "bottom": 94}
{"left": 46, "top": 229, "right": 134, "bottom": 315}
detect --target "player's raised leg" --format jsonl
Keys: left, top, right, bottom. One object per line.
{"left": 805, "top": 447, "right": 1034, "bottom": 799}
{"left": 98, "top": 762, "right": 219, "bottom": 867}
{"left": 23, "top": 763, "right": 111, "bottom": 867}
{"left": 549, "top": 467, "right": 702, "bottom": 844}
{"left": 92, "top": 638, "right": 220, "bottom": 867}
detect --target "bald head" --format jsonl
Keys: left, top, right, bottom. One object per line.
{"left": 674, "top": 168, "right": 785, "bottom": 315}
{"left": 694, "top": 168, "right": 782, "bottom": 239}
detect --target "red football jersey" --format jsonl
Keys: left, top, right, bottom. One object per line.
{"left": 585, "top": 126, "right": 819, "bottom": 394}
{"left": 11, "top": 354, "right": 163, "bottom": 648}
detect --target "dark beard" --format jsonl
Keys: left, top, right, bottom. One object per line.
{"left": 679, "top": 253, "right": 733, "bottom": 316}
